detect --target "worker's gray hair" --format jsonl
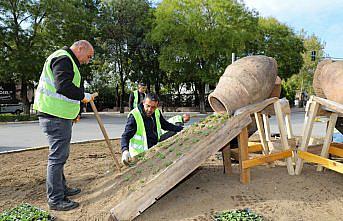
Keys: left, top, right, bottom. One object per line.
{"left": 71, "top": 40, "right": 93, "bottom": 50}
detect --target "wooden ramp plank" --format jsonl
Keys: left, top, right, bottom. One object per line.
{"left": 110, "top": 114, "right": 252, "bottom": 221}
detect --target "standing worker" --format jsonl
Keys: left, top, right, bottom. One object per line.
{"left": 129, "top": 82, "right": 147, "bottom": 110}
{"left": 33, "top": 40, "right": 95, "bottom": 211}
{"left": 121, "top": 93, "right": 183, "bottom": 164}
{"left": 160, "top": 114, "right": 190, "bottom": 141}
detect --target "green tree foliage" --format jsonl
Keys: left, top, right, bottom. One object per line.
{"left": 0, "top": 0, "right": 98, "bottom": 113}
{"left": 253, "top": 17, "right": 305, "bottom": 79}
{"left": 282, "top": 32, "right": 324, "bottom": 104}
{"left": 0, "top": 0, "right": 54, "bottom": 113}
{"left": 42, "top": 0, "right": 99, "bottom": 82}
{"left": 97, "top": 0, "right": 152, "bottom": 112}
{"left": 152, "top": 0, "right": 258, "bottom": 113}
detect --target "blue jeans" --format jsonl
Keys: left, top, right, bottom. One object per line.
{"left": 39, "top": 116, "right": 72, "bottom": 204}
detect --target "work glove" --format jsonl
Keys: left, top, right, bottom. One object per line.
{"left": 82, "top": 93, "right": 94, "bottom": 103}
{"left": 121, "top": 150, "right": 131, "bottom": 165}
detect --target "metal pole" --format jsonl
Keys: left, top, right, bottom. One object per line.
{"left": 232, "top": 53, "right": 235, "bottom": 63}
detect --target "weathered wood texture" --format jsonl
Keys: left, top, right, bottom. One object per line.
{"left": 312, "top": 96, "right": 343, "bottom": 113}
{"left": 234, "top": 97, "right": 278, "bottom": 116}
{"left": 110, "top": 114, "right": 252, "bottom": 221}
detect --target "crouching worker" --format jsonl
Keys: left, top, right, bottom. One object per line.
{"left": 121, "top": 93, "right": 183, "bottom": 165}
{"left": 160, "top": 114, "right": 190, "bottom": 141}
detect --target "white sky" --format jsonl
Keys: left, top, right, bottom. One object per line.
{"left": 243, "top": 0, "right": 343, "bottom": 58}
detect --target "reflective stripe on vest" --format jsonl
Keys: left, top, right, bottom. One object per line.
{"left": 133, "top": 90, "right": 139, "bottom": 109}
{"left": 161, "top": 115, "right": 183, "bottom": 135}
{"left": 129, "top": 108, "right": 162, "bottom": 157}
{"left": 33, "top": 49, "right": 81, "bottom": 119}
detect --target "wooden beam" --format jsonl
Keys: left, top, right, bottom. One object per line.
{"left": 312, "top": 96, "right": 343, "bottom": 114}
{"left": 295, "top": 100, "right": 320, "bottom": 175}
{"left": 231, "top": 143, "right": 263, "bottom": 154}
{"left": 238, "top": 127, "right": 250, "bottom": 184}
{"left": 222, "top": 144, "right": 232, "bottom": 175}
{"left": 254, "top": 112, "right": 270, "bottom": 156}
{"left": 110, "top": 114, "right": 252, "bottom": 221}
{"left": 285, "top": 113, "right": 293, "bottom": 139}
{"left": 297, "top": 150, "right": 343, "bottom": 174}
{"left": 234, "top": 97, "right": 278, "bottom": 116}
{"left": 331, "top": 142, "right": 343, "bottom": 149}
{"left": 329, "top": 145, "right": 343, "bottom": 158}
{"left": 317, "top": 113, "right": 338, "bottom": 171}
{"left": 242, "top": 150, "right": 293, "bottom": 169}
{"left": 262, "top": 114, "right": 272, "bottom": 142}
{"left": 274, "top": 100, "right": 295, "bottom": 175}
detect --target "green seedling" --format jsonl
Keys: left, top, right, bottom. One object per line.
{"left": 152, "top": 168, "right": 160, "bottom": 175}
{"left": 0, "top": 204, "right": 53, "bottom": 221}
{"left": 202, "top": 131, "right": 210, "bottom": 136}
{"left": 169, "top": 148, "right": 175, "bottom": 153}
{"left": 156, "top": 152, "right": 166, "bottom": 160}
{"left": 191, "top": 138, "right": 200, "bottom": 143}
{"left": 124, "top": 176, "right": 131, "bottom": 181}
{"left": 213, "top": 209, "right": 264, "bottom": 221}
{"left": 176, "top": 152, "right": 182, "bottom": 157}
{"left": 136, "top": 152, "right": 146, "bottom": 160}
{"left": 136, "top": 169, "right": 143, "bottom": 174}
{"left": 164, "top": 160, "right": 173, "bottom": 167}
{"left": 139, "top": 179, "right": 145, "bottom": 184}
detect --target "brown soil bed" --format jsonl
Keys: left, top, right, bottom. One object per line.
{"left": 1, "top": 114, "right": 343, "bottom": 220}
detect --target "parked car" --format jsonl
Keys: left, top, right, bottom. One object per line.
{"left": 0, "top": 103, "right": 23, "bottom": 115}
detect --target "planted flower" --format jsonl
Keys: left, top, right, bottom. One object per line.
{"left": 0, "top": 203, "right": 54, "bottom": 221}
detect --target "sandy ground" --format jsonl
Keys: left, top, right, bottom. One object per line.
{"left": 1, "top": 139, "right": 343, "bottom": 221}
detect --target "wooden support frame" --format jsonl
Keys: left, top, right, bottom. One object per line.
{"left": 238, "top": 127, "right": 250, "bottom": 184}
{"left": 222, "top": 144, "right": 232, "bottom": 175}
{"left": 231, "top": 98, "right": 296, "bottom": 184}
{"left": 295, "top": 95, "right": 343, "bottom": 175}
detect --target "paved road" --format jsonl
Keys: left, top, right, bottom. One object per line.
{"left": 0, "top": 111, "right": 328, "bottom": 153}
{"left": 0, "top": 112, "right": 208, "bottom": 152}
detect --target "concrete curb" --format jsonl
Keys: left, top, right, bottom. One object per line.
{"left": 0, "top": 137, "right": 121, "bottom": 155}
{"left": 0, "top": 120, "right": 39, "bottom": 125}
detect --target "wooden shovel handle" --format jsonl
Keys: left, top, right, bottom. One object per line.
{"left": 90, "top": 92, "right": 121, "bottom": 171}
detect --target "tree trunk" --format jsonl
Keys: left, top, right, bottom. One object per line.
{"left": 154, "top": 75, "right": 160, "bottom": 95}
{"left": 115, "top": 84, "right": 120, "bottom": 109}
{"left": 120, "top": 73, "right": 125, "bottom": 113}
{"left": 20, "top": 81, "right": 30, "bottom": 115}
{"left": 196, "top": 82, "right": 206, "bottom": 114}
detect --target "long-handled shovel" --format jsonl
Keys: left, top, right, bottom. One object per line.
{"left": 89, "top": 93, "right": 121, "bottom": 171}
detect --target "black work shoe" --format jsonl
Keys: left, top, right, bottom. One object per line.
{"left": 49, "top": 198, "right": 79, "bottom": 211}
{"left": 65, "top": 187, "right": 81, "bottom": 196}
